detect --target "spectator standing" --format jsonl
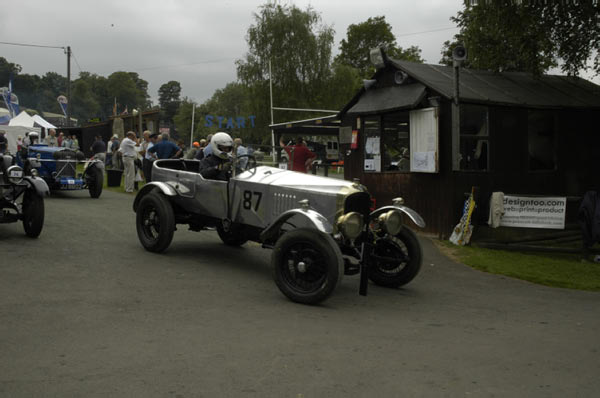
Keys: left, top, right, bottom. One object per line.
{"left": 16, "top": 136, "right": 23, "bottom": 152}
{"left": 109, "top": 135, "right": 122, "bottom": 169}
{"left": 0, "top": 131, "right": 7, "bottom": 154}
{"left": 280, "top": 136, "right": 316, "bottom": 173}
{"left": 62, "top": 135, "right": 73, "bottom": 148}
{"left": 45, "top": 129, "right": 58, "bottom": 147}
{"left": 90, "top": 135, "right": 107, "bottom": 171}
{"left": 234, "top": 137, "right": 248, "bottom": 169}
{"left": 119, "top": 131, "right": 137, "bottom": 193}
{"left": 71, "top": 134, "right": 79, "bottom": 150}
{"left": 184, "top": 141, "right": 200, "bottom": 159}
{"left": 57, "top": 132, "right": 64, "bottom": 147}
{"left": 176, "top": 139, "right": 186, "bottom": 159}
{"left": 143, "top": 132, "right": 158, "bottom": 183}
{"left": 195, "top": 135, "right": 213, "bottom": 160}
{"left": 147, "top": 133, "right": 182, "bottom": 159}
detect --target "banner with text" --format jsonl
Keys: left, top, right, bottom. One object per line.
{"left": 500, "top": 196, "right": 566, "bottom": 229}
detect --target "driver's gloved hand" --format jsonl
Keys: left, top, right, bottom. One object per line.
{"left": 220, "top": 161, "right": 232, "bottom": 172}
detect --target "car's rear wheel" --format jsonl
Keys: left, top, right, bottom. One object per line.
{"left": 367, "top": 227, "right": 422, "bottom": 288}
{"left": 136, "top": 192, "right": 175, "bottom": 252}
{"left": 87, "top": 166, "right": 103, "bottom": 198}
{"left": 22, "top": 190, "right": 44, "bottom": 238}
{"left": 272, "top": 228, "right": 343, "bottom": 305}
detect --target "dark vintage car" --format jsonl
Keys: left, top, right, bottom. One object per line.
{"left": 18, "top": 145, "right": 103, "bottom": 198}
{"left": 0, "top": 152, "right": 49, "bottom": 237}
{"left": 133, "top": 156, "right": 425, "bottom": 305}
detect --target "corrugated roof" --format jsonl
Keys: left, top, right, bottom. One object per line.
{"left": 347, "top": 83, "right": 426, "bottom": 114}
{"left": 390, "top": 60, "right": 600, "bottom": 109}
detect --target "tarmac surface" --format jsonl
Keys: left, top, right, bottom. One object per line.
{"left": 1, "top": 189, "right": 599, "bottom": 397}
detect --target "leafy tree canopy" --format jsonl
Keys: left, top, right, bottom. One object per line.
{"left": 441, "top": 2, "right": 600, "bottom": 76}
{"left": 336, "top": 16, "right": 424, "bottom": 78}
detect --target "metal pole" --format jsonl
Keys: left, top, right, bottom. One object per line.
{"left": 452, "top": 60, "right": 460, "bottom": 171}
{"left": 269, "top": 59, "right": 275, "bottom": 162}
{"left": 190, "top": 103, "right": 195, "bottom": 148}
{"left": 66, "top": 46, "right": 71, "bottom": 127}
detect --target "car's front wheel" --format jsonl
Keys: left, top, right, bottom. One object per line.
{"left": 22, "top": 190, "right": 44, "bottom": 238}
{"left": 87, "top": 166, "right": 103, "bottom": 198}
{"left": 136, "top": 192, "right": 175, "bottom": 252}
{"left": 367, "top": 227, "right": 422, "bottom": 288}
{"left": 272, "top": 228, "right": 343, "bottom": 305}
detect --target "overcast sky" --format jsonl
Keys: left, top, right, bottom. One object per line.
{"left": 1, "top": 0, "right": 468, "bottom": 105}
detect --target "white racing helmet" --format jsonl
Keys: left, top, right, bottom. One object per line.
{"left": 211, "top": 132, "right": 234, "bottom": 160}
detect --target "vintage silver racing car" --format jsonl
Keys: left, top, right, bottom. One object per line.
{"left": 133, "top": 156, "right": 425, "bottom": 304}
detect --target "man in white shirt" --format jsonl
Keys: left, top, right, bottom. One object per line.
{"left": 45, "top": 129, "right": 58, "bottom": 146}
{"left": 119, "top": 131, "right": 138, "bottom": 193}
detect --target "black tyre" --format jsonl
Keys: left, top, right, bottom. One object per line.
{"left": 87, "top": 166, "right": 103, "bottom": 198}
{"left": 368, "top": 227, "right": 422, "bottom": 288}
{"left": 216, "top": 221, "right": 248, "bottom": 246}
{"left": 272, "top": 228, "right": 343, "bottom": 305}
{"left": 22, "top": 190, "right": 44, "bottom": 238}
{"left": 136, "top": 192, "right": 175, "bottom": 252}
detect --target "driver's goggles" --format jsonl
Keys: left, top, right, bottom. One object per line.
{"left": 218, "top": 145, "right": 233, "bottom": 152}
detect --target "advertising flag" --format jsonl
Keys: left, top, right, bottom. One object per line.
{"left": 57, "top": 95, "right": 68, "bottom": 118}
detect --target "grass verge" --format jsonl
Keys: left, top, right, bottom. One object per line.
{"left": 435, "top": 240, "right": 600, "bottom": 291}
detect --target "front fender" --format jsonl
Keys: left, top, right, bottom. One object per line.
{"left": 370, "top": 205, "right": 426, "bottom": 228}
{"left": 23, "top": 176, "right": 50, "bottom": 197}
{"left": 260, "top": 208, "right": 333, "bottom": 243}
{"left": 133, "top": 181, "right": 177, "bottom": 212}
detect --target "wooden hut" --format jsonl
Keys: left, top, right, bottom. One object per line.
{"left": 337, "top": 59, "right": 600, "bottom": 238}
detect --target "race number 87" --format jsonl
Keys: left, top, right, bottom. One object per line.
{"left": 243, "top": 190, "right": 262, "bottom": 211}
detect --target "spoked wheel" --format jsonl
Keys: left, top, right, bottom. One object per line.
{"left": 22, "top": 190, "right": 44, "bottom": 238}
{"left": 87, "top": 166, "right": 103, "bottom": 198}
{"left": 272, "top": 228, "right": 343, "bottom": 305}
{"left": 367, "top": 227, "right": 422, "bottom": 288}
{"left": 136, "top": 192, "right": 175, "bottom": 252}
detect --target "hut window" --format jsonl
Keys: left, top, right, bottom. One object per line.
{"left": 460, "top": 105, "right": 489, "bottom": 171}
{"left": 382, "top": 112, "right": 410, "bottom": 171}
{"left": 528, "top": 111, "right": 556, "bottom": 171}
{"left": 363, "top": 116, "right": 381, "bottom": 171}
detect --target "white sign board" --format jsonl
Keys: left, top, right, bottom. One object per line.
{"left": 500, "top": 196, "right": 566, "bottom": 229}
{"left": 409, "top": 107, "right": 439, "bottom": 173}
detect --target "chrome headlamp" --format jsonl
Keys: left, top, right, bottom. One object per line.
{"left": 378, "top": 210, "right": 402, "bottom": 236}
{"left": 337, "top": 211, "right": 364, "bottom": 240}
{"left": 6, "top": 165, "right": 24, "bottom": 185}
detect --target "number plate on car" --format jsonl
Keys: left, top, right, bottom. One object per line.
{"left": 9, "top": 170, "right": 23, "bottom": 178}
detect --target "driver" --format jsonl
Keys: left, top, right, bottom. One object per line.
{"left": 198, "top": 132, "right": 234, "bottom": 180}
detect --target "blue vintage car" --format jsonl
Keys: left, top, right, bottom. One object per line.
{"left": 18, "top": 145, "right": 103, "bottom": 198}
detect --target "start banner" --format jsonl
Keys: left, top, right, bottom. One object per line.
{"left": 500, "top": 195, "right": 566, "bottom": 229}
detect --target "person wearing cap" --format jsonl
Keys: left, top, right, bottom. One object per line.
{"left": 184, "top": 141, "right": 200, "bottom": 159}
{"left": 279, "top": 136, "right": 316, "bottom": 173}
{"left": 119, "top": 131, "right": 138, "bottom": 193}
{"left": 143, "top": 132, "right": 159, "bottom": 183}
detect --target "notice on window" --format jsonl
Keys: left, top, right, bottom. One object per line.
{"left": 364, "top": 156, "right": 381, "bottom": 172}
{"left": 411, "top": 151, "right": 436, "bottom": 173}
{"left": 365, "top": 137, "right": 380, "bottom": 155}
{"left": 500, "top": 196, "right": 566, "bottom": 229}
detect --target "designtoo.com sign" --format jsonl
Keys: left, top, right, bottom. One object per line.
{"left": 500, "top": 196, "right": 566, "bottom": 229}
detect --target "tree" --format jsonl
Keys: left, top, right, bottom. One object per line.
{"left": 0, "top": 57, "right": 22, "bottom": 87}
{"left": 336, "top": 16, "right": 424, "bottom": 79}
{"left": 441, "top": 2, "right": 600, "bottom": 76}
{"left": 236, "top": 2, "right": 336, "bottom": 141}
{"left": 158, "top": 80, "right": 182, "bottom": 130}
{"left": 107, "top": 71, "right": 150, "bottom": 114}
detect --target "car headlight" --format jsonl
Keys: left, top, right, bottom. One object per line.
{"left": 6, "top": 165, "right": 24, "bottom": 185}
{"left": 378, "top": 210, "right": 402, "bottom": 236}
{"left": 337, "top": 211, "right": 364, "bottom": 240}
